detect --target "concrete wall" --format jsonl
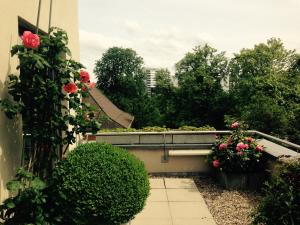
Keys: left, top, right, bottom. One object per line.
{"left": 93, "top": 132, "right": 216, "bottom": 173}
{"left": 0, "top": 0, "right": 79, "bottom": 202}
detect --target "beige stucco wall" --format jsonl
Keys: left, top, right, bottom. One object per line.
{"left": 0, "top": 0, "right": 79, "bottom": 202}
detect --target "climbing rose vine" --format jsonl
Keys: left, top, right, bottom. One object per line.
{"left": 0, "top": 28, "right": 100, "bottom": 177}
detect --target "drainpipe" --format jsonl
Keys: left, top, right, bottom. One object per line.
{"left": 48, "top": 0, "right": 53, "bottom": 33}
{"left": 36, "top": 0, "right": 42, "bottom": 34}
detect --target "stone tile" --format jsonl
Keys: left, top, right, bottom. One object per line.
{"left": 135, "top": 202, "right": 171, "bottom": 219}
{"left": 129, "top": 218, "right": 172, "bottom": 225}
{"left": 150, "top": 178, "right": 165, "bottom": 189}
{"left": 169, "top": 202, "right": 213, "bottom": 219}
{"left": 173, "top": 218, "right": 217, "bottom": 225}
{"left": 148, "top": 189, "right": 168, "bottom": 202}
{"left": 164, "top": 178, "right": 197, "bottom": 189}
{"left": 166, "top": 189, "right": 206, "bottom": 202}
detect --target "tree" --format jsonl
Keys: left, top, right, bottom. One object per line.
{"left": 94, "top": 47, "right": 157, "bottom": 128}
{"left": 174, "top": 44, "right": 229, "bottom": 128}
{"left": 151, "top": 69, "right": 177, "bottom": 127}
{"left": 229, "top": 38, "right": 300, "bottom": 141}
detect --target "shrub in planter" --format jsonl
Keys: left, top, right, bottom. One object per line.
{"left": 252, "top": 157, "right": 300, "bottom": 225}
{"left": 49, "top": 143, "right": 150, "bottom": 225}
{"left": 208, "top": 122, "right": 266, "bottom": 189}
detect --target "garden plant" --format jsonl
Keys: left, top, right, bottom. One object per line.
{"left": 49, "top": 143, "right": 150, "bottom": 225}
{"left": 209, "top": 121, "right": 265, "bottom": 173}
{"left": 0, "top": 28, "right": 101, "bottom": 224}
{"left": 252, "top": 157, "right": 300, "bottom": 225}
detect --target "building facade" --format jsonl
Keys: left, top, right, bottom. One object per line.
{"left": 0, "top": 0, "right": 79, "bottom": 202}
{"left": 145, "top": 67, "right": 158, "bottom": 94}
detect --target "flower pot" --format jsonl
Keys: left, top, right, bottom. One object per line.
{"left": 216, "top": 171, "right": 266, "bottom": 190}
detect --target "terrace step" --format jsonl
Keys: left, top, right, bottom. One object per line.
{"left": 169, "top": 149, "right": 212, "bottom": 156}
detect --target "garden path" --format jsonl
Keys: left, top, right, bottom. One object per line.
{"left": 127, "top": 178, "right": 216, "bottom": 225}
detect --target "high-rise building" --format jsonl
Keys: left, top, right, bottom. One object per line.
{"left": 145, "top": 67, "right": 159, "bottom": 94}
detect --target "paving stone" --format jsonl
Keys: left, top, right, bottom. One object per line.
{"left": 148, "top": 189, "right": 168, "bottom": 202}
{"left": 169, "top": 202, "right": 213, "bottom": 219}
{"left": 149, "top": 178, "right": 165, "bottom": 189}
{"left": 134, "top": 202, "right": 171, "bottom": 219}
{"left": 166, "top": 188, "right": 206, "bottom": 202}
{"left": 164, "top": 178, "right": 197, "bottom": 189}
{"left": 173, "top": 218, "right": 217, "bottom": 225}
{"left": 129, "top": 218, "right": 172, "bottom": 225}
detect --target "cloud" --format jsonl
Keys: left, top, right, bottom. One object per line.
{"left": 123, "top": 20, "right": 143, "bottom": 34}
{"left": 79, "top": 22, "right": 215, "bottom": 81}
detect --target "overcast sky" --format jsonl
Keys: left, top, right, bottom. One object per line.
{"left": 78, "top": 0, "right": 300, "bottom": 81}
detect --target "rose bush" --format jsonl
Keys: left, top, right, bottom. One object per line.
{"left": 0, "top": 28, "right": 100, "bottom": 176}
{"left": 208, "top": 122, "right": 265, "bottom": 172}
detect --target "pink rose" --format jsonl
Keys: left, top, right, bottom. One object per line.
{"left": 63, "top": 82, "right": 78, "bottom": 94}
{"left": 82, "top": 82, "right": 96, "bottom": 93}
{"left": 219, "top": 143, "right": 227, "bottom": 150}
{"left": 243, "top": 144, "right": 249, "bottom": 149}
{"left": 22, "top": 31, "right": 40, "bottom": 49}
{"left": 231, "top": 122, "right": 239, "bottom": 129}
{"left": 213, "top": 159, "right": 219, "bottom": 168}
{"left": 80, "top": 70, "right": 90, "bottom": 83}
{"left": 89, "top": 82, "right": 95, "bottom": 89}
{"left": 255, "top": 145, "right": 264, "bottom": 152}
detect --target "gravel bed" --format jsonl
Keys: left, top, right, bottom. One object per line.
{"left": 194, "top": 176, "right": 262, "bottom": 225}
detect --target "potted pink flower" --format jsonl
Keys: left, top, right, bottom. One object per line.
{"left": 208, "top": 122, "right": 266, "bottom": 190}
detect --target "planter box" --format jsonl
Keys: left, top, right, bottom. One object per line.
{"left": 216, "top": 171, "right": 266, "bottom": 190}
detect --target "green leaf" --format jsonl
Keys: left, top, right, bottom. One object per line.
{"left": 6, "top": 180, "right": 21, "bottom": 192}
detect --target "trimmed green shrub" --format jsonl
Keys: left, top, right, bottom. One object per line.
{"left": 100, "top": 125, "right": 215, "bottom": 133}
{"left": 252, "top": 157, "right": 300, "bottom": 225}
{"left": 49, "top": 143, "right": 150, "bottom": 225}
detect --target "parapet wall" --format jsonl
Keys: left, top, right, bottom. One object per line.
{"left": 85, "top": 131, "right": 300, "bottom": 174}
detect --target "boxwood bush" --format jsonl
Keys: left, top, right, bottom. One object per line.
{"left": 49, "top": 143, "right": 150, "bottom": 225}
{"left": 252, "top": 157, "right": 300, "bottom": 225}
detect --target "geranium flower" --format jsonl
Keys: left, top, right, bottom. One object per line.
{"left": 80, "top": 70, "right": 90, "bottom": 83}
{"left": 244, "top": 137, "right": 254, "bottom": 143}
{"left": 213, "top": 159, "right": 219, "bottom": 168}
{"left": 231, "top": 122, "right": 239, "bottom": 129}
{"left": 236, "top": 142, "right": 248, "bottom": 151}
{"left": 63, "top": 82, "right": 78, "bottom": 94}
{"left": 219, "top": 143, "right": 227, "bottom": 150}
{"left": 255, "top": 145, "right": 264, "bottom": 152}
{"left": 22, "top": 31, "right": 40, "bottom": 49}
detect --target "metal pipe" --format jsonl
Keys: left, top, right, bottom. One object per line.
{"left": 36, "top": 0, "right": 42, "bottom": 34}
{"left": 48, "top": 0, "right": 53, "bottom": 33}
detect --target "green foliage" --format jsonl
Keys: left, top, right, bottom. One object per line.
{"left": 151, "top": 69, "right": 178, "bottom": 127}
{"left": 49, "top": 143, "right": 150, "bottom": 225}
{"left": 229, "top": 38, "right": 300, "bottom": 142}
{"left": 94, "top": 47, "right": 157, "bottom": 128}
{"left": 175, "top": 44, "right": 229, "bottom": 128}
{"left": 99, "top": 125, "right": 215, "bottom": 133}
{"left": 208, "top": 122, "right": 265, "bottom": 172}
{"left": 252, "top": 157, "right": 300, "bottom": 225}
{"left": 0, "top": 169, "right": 50, "bottom": 225}
{"left": 0, "top": 28, "right": 100, "bottom": 176}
